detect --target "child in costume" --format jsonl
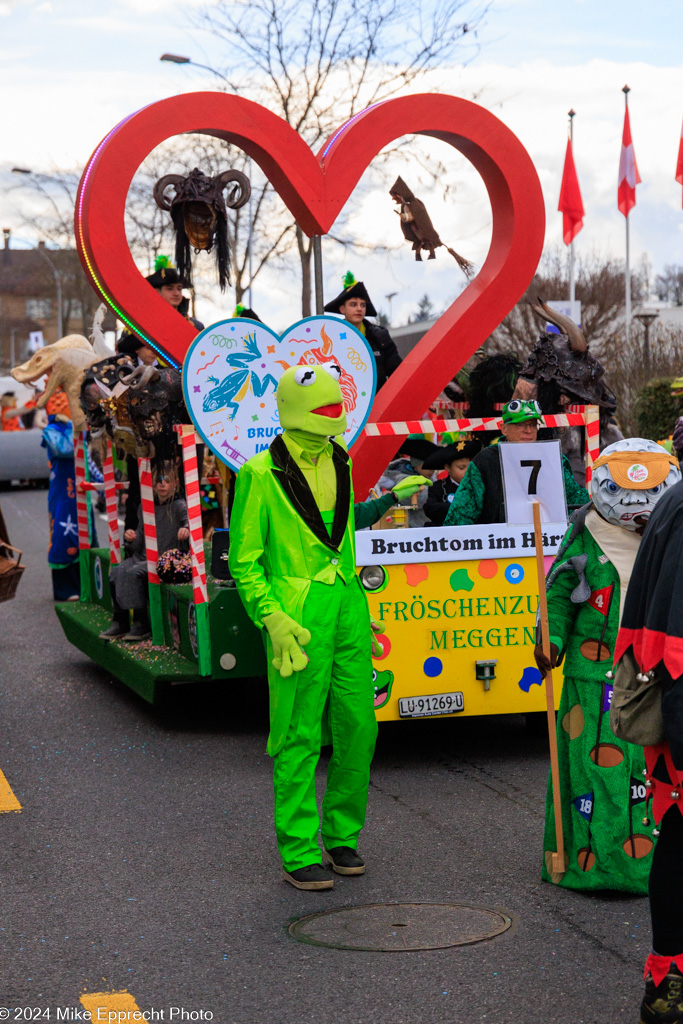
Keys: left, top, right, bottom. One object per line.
{"left": 537, "top": 439, "right": 680, "bottom": 892}
{"left": 423, "top": 439, "right": 482, "bottom": 526}
{"left": 99, "top": 468, "right": 189, "bottom": 642}
{"left": 229, "top": 361, "right": 423, "bottom": 890}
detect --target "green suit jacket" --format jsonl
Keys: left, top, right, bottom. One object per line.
{"left": 229, "top": 434, "right": 369, "bottom": 754}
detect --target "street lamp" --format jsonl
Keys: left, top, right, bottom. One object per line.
{"left": 160, "top": 53, "right": 229, "bottom": 84}
{"left": 634, "top": 309, "right": 659, "bottom": 376}
{"left": 159, "top": 52, "right": 254, "bottom": 308}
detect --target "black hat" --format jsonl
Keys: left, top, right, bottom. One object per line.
{"left": 145, "top": 255, "right": 185, "bottom": 290}
{"left": 234, "top": 304, "right": 262, "bottom": 323}
{"left": 422, "top": 438, "right": 482, "bottom": 471}
{"left": 398, "top": 438, "right": 439, "bottom": 463}
{"left": 117, "top": 331, "right": 146, "bottom": 356}
{"left": 324, "top": 271, "right": 377, "bottom": 318}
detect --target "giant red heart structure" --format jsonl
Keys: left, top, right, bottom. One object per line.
{"left": 76, "top": 92, "right": 544, "bottom": 495}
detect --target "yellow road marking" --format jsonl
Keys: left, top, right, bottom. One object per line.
{"left": 80, "top": 992, "right": 141, "bottom": 1020}
{"left": 0, "top": 768, "right": 21, "bottom": 812}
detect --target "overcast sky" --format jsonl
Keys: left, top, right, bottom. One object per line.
{"left": 1, "top": 0, "right": 682, "bottom": 331}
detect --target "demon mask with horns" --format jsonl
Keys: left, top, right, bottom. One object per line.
{"left": 81, "top": 358, "right": 189, "bottom": 461}
{"left": 153, "top": 167, "right": 250, "bottom": 292}
{"left": 513, "top": 298, "right": 617, "bottom": 413}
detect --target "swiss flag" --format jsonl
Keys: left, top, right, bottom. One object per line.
{"left": 588, "top": 586, "right": 613, "bottom": 616}
{"left": 558, "top": 139, "right": 584, "bottom": 245}
{"left": 618, "top": 105, "right": 641, "bottom": 217}
{"left": 676, "top": 117, "right": 683, "bottom": 208}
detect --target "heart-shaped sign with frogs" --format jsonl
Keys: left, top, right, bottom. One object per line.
{"left": 76, "top": 91, "right": 544, "bottom": 493}
{"left": 183, "top": 315, "right": 376, "bottom": 470}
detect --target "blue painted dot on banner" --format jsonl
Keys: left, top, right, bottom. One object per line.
{"left": 423, "top": 657, "right": 443, "bottom": 678}
{"left": 505, "top": 563, "right": 524, "bottom": 584}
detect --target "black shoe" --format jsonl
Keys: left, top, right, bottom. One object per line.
{"left": 641, "top": 967, "right": 683, "bottom": 1023}
{"left": 283, "top": 864, "right": 334, "bottom": 891}
{"left": 323, "top": 846, "right": 365, "bottom": 875}
{"left": 99, "top": 621, "right": 128, "bottom": 640}
{"left": 122, "top": 621, "right": 151, "bottom": 642}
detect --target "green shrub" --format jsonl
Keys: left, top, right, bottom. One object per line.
{"left": 634, "top": 378, "right": 683, "bottom": 441}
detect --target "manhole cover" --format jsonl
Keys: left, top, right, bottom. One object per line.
{"left": 289, "top": 902, "right": 512, "bottom": 951}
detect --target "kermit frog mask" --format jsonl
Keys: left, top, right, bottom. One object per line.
{"left": 277, "top": 362, "right": 347, "bottom": 449}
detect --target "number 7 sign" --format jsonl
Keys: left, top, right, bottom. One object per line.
{"left": 499, "top": 440, "right": 568, "bottom": 524}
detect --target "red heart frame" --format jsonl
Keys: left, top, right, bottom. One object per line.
{"left": 76, "top": 92, "right": 544, "bottom": 494}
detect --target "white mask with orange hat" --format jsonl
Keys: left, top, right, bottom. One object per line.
{"left": 591, "top": 438, "right": 681, "bottom": 532}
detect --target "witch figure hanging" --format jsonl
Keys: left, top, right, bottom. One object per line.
{"left": 389, "top": 176, "right": 473, "bottom": 278}
{"left": 537, "top": 438, "right": 680, "bottom": 892}
{"left": 153, "top": 167, "right": 250, "bottom": 291}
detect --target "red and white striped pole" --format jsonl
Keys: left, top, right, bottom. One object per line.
{"left": 178, "top": 428, "right": 208, "bottom": 606}
{"left": 584, "top": 405, "right": 600, "bottom": 484}
{"left": 103, "top": 443, "right": 121, "bottom": 565}
{"left": 138, "top": 456, "right": 164, "bottom": 644}
{"left": 177, "top": 425, "right": 211, "bottom": 676}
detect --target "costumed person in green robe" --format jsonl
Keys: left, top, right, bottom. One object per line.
{"left": 444, "top": 399, "right": 589, "bottom": 527}
{"left": 536, "top": 438, "right": 681, "bottom": 892}
{"left": 229, "top": 361, "right": 424, "bottom": 891}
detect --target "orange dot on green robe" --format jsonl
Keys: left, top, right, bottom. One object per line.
{"left": 449, "top": 568, "right": 474, "bottom": 592}
{"left": 477, "top": 560, "right": 498, "bottom": 579}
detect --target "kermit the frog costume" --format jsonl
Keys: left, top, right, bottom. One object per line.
{"left": 229, "top": 359, "right": 423, "bottom": 890}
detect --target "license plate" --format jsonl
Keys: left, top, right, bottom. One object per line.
{"left": 398, "top": 691, "right": 464, "bottom": 718}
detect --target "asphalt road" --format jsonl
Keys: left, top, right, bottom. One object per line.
{"left": 0, "top": 487, "right": 649, "bottom": 1024}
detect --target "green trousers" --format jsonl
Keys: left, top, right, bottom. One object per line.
{"left": 272, "top": 578, "right": 378, "bottom": 872}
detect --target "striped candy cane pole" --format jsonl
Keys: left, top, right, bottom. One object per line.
{"left": 584, "top": 405, "right": 601, "bottom": 485}
{"left": 138, "top": 457, "right": 165, "bottom": 644}
{"left": 179, "top": 429, "right": 208, "bottom": 605}
{"left": 103, "top": 443, "right": 121, "bottom": 565}
{"left": 74, "top": 432, "right": 92, "bottom": 601}
{"left": 138, "top": 458, "right": 159, "bottom": 584}
{"left": 178, "top": 426, "right": 212, "bottom": 676}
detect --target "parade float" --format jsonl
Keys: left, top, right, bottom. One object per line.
{"left": 51, "top": 90, "right": 601, "bottom": 721}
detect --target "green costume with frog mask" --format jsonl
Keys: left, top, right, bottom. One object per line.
{"left": 229, "top": 362, "right": 423, "bottom": 879}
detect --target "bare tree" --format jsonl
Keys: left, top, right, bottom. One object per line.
{"left": 194, "top": 0, "right": 489, "bottom": 314}
{"left": 10, "top": 137, "right": 296, "bottom": 325}
{"left": 656, "top": 264, "right": 683, "bottom": 306}
{"left": 490, "top": 248, "right": 648, "bottom": 362}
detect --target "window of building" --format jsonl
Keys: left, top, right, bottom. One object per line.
{"left": 26, "top": 298, "right": 52, "bottom": 320}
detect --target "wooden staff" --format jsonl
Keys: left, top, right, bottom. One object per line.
{"left": 532, "top": 500, "right": 566, "bottom": 877}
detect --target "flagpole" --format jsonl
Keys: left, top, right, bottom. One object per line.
{"left": 623, "top": 85, "right": 631, "bottom": 347}
{"left": 569, "top": 109, "right": 576, "bottom": 305}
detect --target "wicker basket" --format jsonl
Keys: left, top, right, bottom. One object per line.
{"left": 0, "top": 542, "right": 24, "bottom": 603}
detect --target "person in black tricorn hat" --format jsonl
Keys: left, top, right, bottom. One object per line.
{"left": 117, "top": 256, "right": 204, "bottom": 365}
{"left": 324, "top": 272, "right": 401, "bottom": 389}
{"left": 234, "top": 304, "right": 262, "bottom": 323}
{"left": 423, "top": 438, "right": 483, "bottom": 526}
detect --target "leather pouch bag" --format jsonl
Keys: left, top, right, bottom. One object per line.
{"left": 609, "top": 648, "right": 665, "bottom": 746}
